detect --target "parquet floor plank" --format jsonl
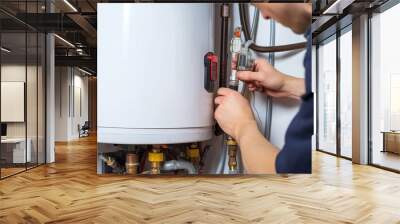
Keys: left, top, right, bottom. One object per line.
{"left": 0, "top": 135, "right": 399, "bottom": 223}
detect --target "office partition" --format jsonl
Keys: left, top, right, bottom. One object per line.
{"left": 0, "top": 1, "right": 47, "bottom": 179}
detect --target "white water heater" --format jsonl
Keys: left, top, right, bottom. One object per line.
{"left": 97, "top": 3, "right": 215, "bottom": 144}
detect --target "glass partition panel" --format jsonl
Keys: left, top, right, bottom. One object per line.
{"left": 339, "top": 29, "right": 352, "bottom": 158}
{"left": 1, "top": 31, "right": 27, "bottom": 177}
{"left": 318, "top": 37, "right": 337, "bottom": 154}
{"left": 27, "top": 31, "right": 38, "bottom": 169}
{"left": 0, "top": 1, "right": 46, "bottom": 179}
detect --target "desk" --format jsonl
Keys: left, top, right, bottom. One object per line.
{"left": 1, "top": 138, "right": 31, "bottom": 163}
{"left": 382, "top": 131, "right": 400, "bottom": 154}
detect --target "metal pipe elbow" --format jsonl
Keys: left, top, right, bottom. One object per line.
{"left": 162, "top": 160, "right": 197, "bottom": 174}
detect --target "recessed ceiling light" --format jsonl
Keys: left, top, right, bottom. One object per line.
{"left": 323, "top": 0, "right": 354, "bottom": 15}
{"left": 54, "top": 34, "right": 75, "bottom": 48}
{"left": 78, "top": 67, "right": 93, "bottom": 76}
{"left": 63, "top": 0, "right": 78, "bottom": 12}
{"left": 1, "top": 47, "right": 11, "bottom": 53}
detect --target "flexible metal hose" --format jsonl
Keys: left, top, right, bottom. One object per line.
{"left": 239, "top": 4, "right": 307, "bottom": 53}
{"left": 162, "top": 160, "right": 197, "bottom": 174}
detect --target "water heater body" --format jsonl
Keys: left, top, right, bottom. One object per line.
{"left": 97, "top": 3, "right": 215, "bottom": 144}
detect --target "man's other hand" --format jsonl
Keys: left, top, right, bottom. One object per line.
{"left": 214, "top": 88, "right": 257, "bottom": 142}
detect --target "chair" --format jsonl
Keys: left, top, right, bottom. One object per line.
{"left": 79, "top": 121, "right": 90, "bottom": 138}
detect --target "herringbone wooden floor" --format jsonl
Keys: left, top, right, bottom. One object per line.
{"left": 1, "top": 135, "right": 400, "bottom": 224}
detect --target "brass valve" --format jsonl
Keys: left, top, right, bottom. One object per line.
{"left": 226, "top": 138, "right": 237, "bottom": 146}
{"left": 148, "top": 148, "right": 164, "bottom": 174}
{"left": 186, "top": 143, "right": 200, "bottom": 167}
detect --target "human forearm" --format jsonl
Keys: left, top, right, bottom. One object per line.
{"left": 281, "top": 72, "right": 305, "bottom": 98}
{"left": 214, "top": 88, "right": 280, "bottom": 173}
{"left": 236, "top": 122, "right": 279, "bottom": 174}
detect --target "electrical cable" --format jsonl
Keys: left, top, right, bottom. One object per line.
{"left": 239, "top": 4, "right": 307, "bottom": 53}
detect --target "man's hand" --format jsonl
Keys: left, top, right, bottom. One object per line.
{"left": 214, "top": 88, "right": 257, "bottom": 142}
{"left": 236, "top": 58, "right": 305, "bottom": 99}
{"left": 214, "top": 87, "right": 278, "bottom": 173}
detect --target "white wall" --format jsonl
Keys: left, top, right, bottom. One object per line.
{"left": 1, "top": 65, "right": 41, "bottom": 138}
{"left": 1, "top": 65, "right": 26, "bottom": 136}
{"left": 55, "top": 67, "right": 89, "bottom": 141}
{"left": 1, "top": 64, "right": 46, "bottom": 163}
{"left": 1, "top": 82, "right": 24, "bottom": 122}
{"left": 270, "top": 24, "right": 306, "bottom": 148}
{"left": 55, "top": 67, "right": 69, "bottom": 141}
{"left": 72, "top": 73, "right": 89, "bottom": 138}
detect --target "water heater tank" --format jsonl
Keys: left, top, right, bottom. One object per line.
{"left": 97, "top": 3, "right": 215, "bottom": 144}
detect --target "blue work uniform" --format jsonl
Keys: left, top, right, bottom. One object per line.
{"left": 275, "top": 29, "right": 313, "bottom": 173}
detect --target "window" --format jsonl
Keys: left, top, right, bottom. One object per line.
{"left": 317, "top": 36, "right": 337, "bottom": 154}
{"left": 370, "top": 2, "right": 400, "bottom": 171}
{"left": 339, "top": 28, "right": 352, "bottom": 158}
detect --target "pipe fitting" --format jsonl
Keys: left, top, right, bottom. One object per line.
{"left": 226, "top": 137, "right": 238, "bottom": 172}
{"left": 187, "top": 143, "right": 200, "bottom": 169}
{"left": 162, "top": 160, "right": 197, "bottom": 175}
{"left": 148, "top": 149, "right": 164, "bottom": 174}
{"left": 125, "top": 153, "right": 138, "bottom": 175}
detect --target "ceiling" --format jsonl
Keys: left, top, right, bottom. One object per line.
{"left": 312, "top": 0, "right": 393, "bottom": 44}
{"left": 0, "top": 0, "right": 104, "bottom": 73}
